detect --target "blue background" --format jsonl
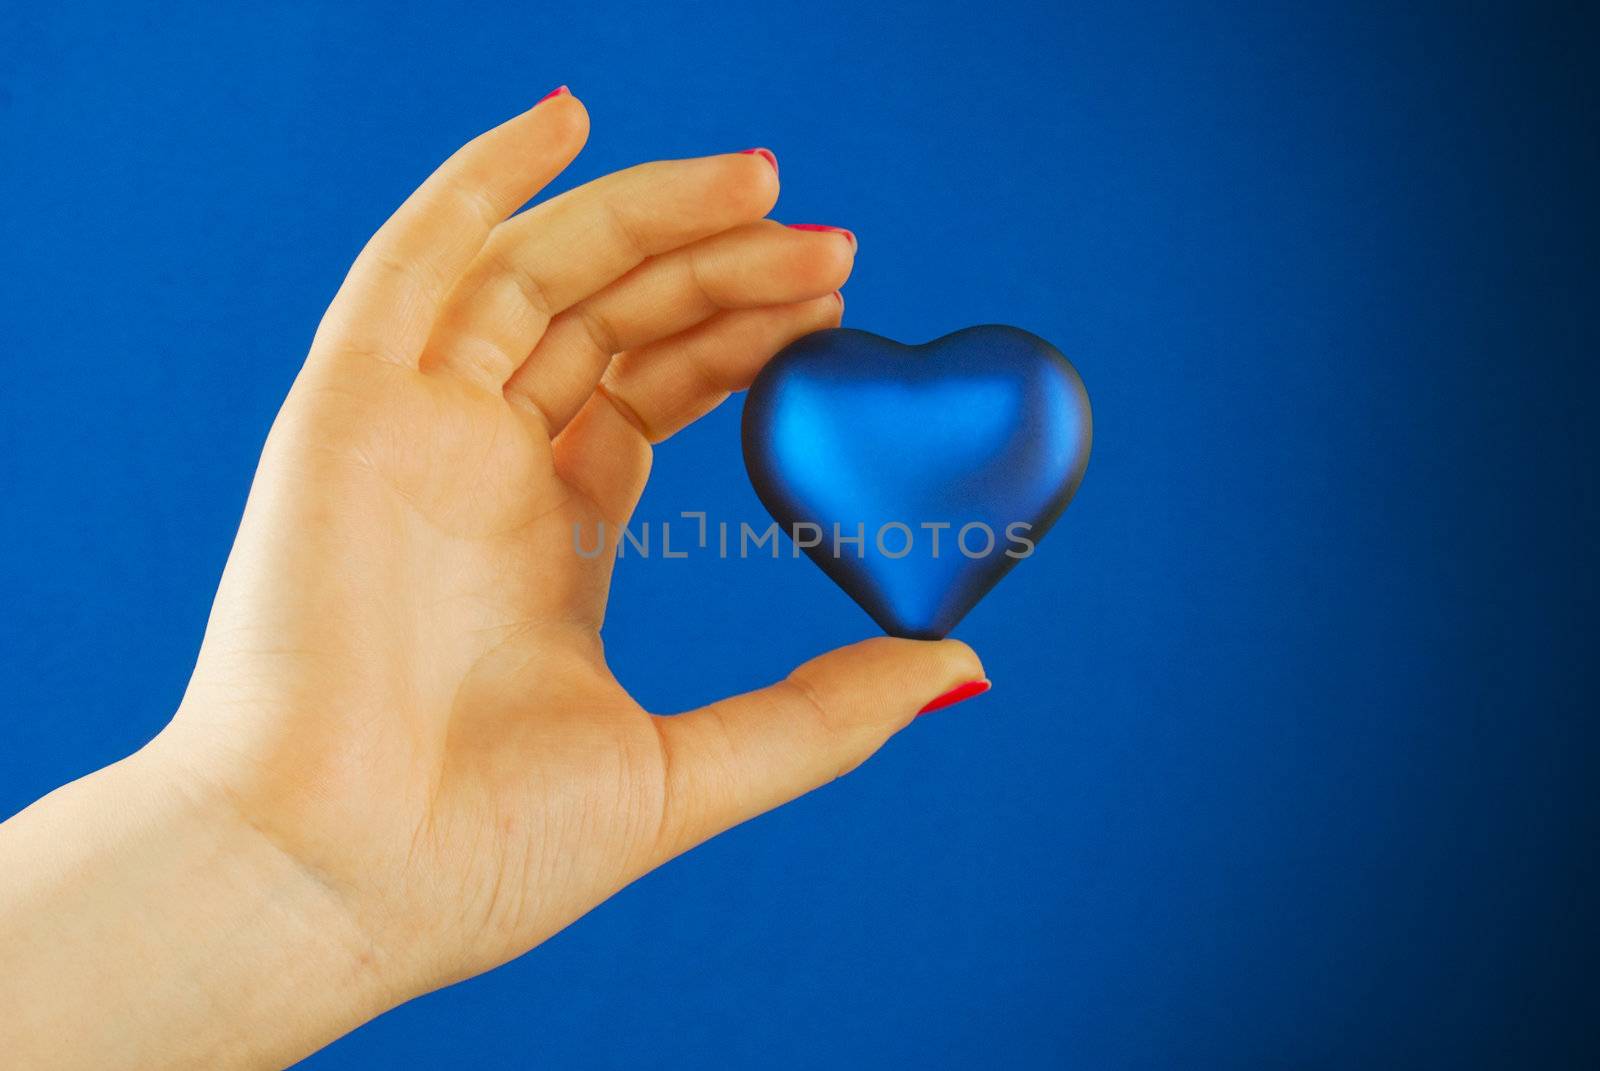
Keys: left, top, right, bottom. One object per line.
{"left": 2, "top": 1, "right": 1595, "bottom": 1067}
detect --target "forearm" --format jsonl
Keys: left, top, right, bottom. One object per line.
{"left": 0, "top": 745, "right": 393, "bottom": 1070}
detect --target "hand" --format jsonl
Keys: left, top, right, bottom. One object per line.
{"left": 0, "top": 89, "right": 984, "bottom": 1068}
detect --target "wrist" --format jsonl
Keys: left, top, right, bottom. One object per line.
{"left": 0, "top": 739, "right": 399, "bottom": 1069}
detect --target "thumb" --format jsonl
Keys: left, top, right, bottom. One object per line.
{"left": 649, "top": 637, "right": 987, "bottom": 862}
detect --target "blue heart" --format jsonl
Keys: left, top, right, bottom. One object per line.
{"left": 741, "top": 325, "right": 1092, "bottom": 639}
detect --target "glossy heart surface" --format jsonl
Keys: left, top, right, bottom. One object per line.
{"left": 741, "top": 325, "right": 1092, "bottom": 639}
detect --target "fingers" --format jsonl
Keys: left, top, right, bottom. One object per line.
{"left": 551, "top": 388, "right": 652, "bottom": 528}
{"left": 509, "top": 222, "right": 853, "bottom": 430}
{"left": 604, "top": 293, "right": 843, "bottom": 442}
{"left": 547, "top": 295, "right": 841, "bottom": 527}
{"left": 314, "top": 89, "right": 589, "bottom": 367}
{"left": 424, "top": 151, "right": 781, "bottom": 393}
{"left": 648, "top": 638, "right": 987, "bottom": 862}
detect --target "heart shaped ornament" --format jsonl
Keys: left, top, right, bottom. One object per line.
{"left": 741, "top": 325, "right": 1092, "bottom": 639}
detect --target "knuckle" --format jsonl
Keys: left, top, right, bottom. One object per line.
{"left": 435, "top": 175, "right": 503, "bottom": 231}
{"left": 444, "top": 334, "right": 520, "bottom": 386}
{"left": 602, "top": 195, "right": 653, "bottom": 260}
{"left": 483, "top": 245, "right": 556, "bottom": 321}
{"left": 361, "top": 244, "right": 449, "bottom": 308}
{"left": 783, "top": 669, "right": 843, "bottom": 740}
{"left": 573, "top": 302, "right": 622, "bottom": 358}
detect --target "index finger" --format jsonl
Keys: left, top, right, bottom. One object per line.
{"left": 311, "top": 87, "right": 590, "bottom": 368}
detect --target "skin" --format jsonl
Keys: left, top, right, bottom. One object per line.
{"left": 0, "top": 90, "right": 983, "bottom": 1069}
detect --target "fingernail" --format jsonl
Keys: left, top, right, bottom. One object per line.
{"left": 917, "top": 679, "right": 991, "bottom": 716}
{"left": 539, "top": 85, "right": 570, "bottom": 103}
{"left": 741, "top": 148, "right": 779, "bottom": 175}
{"left": 788, "top": 223, "right": 857, "bottom": 249}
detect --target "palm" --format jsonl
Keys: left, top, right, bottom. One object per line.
{"left": 176, "top": 334, "right": 656, "bottom": 984}
{"left": 347, "top": 365, "right": 664, "bottom": 978}
{"left": 160, "top": 90, "right": 979, "bottom": 1000}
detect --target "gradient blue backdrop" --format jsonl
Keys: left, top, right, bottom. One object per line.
{"left": 2, "top": 2, "right": 1595, "bottom": 1067}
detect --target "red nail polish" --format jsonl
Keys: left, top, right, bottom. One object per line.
{"left": 741, "top": 148, "right": 778, "bottom": 174}
{"left": 539, "top": 85, "right": 570, "bottom": 103}
{"left": 917, "top": 679, "right": 991, "bottom": 716}
{"left": 787, "top": 223, "right": 857, "bottom": 248}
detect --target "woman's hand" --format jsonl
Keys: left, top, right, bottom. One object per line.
{"left": 0, "top": 89, "right": 983, "bottom": 1068}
